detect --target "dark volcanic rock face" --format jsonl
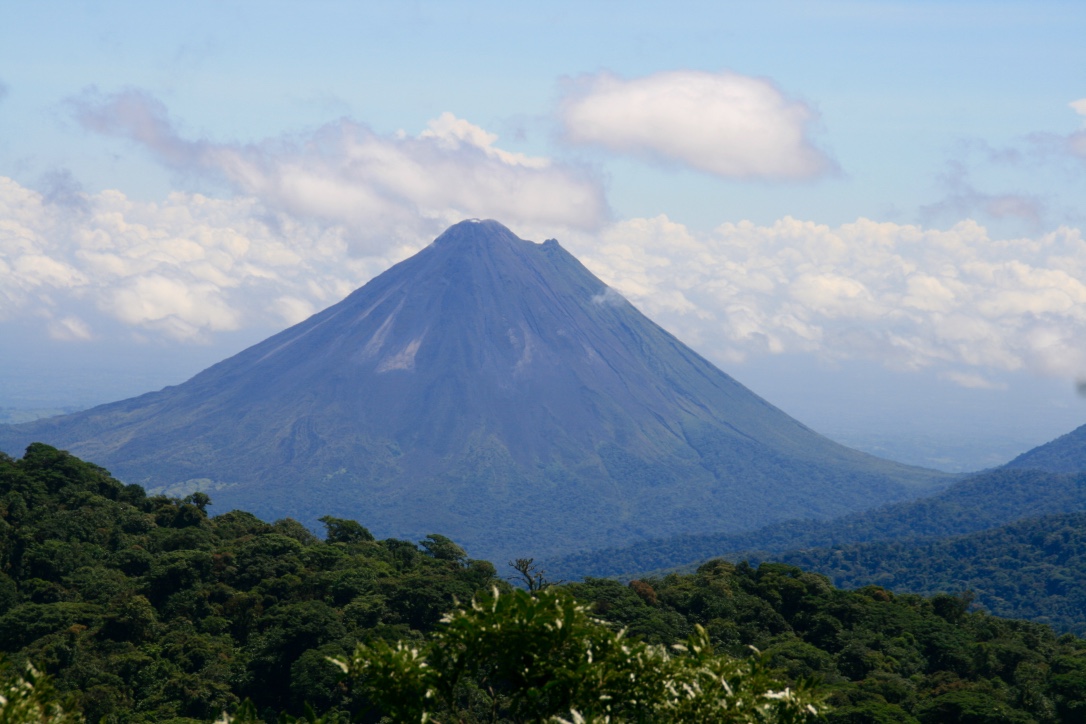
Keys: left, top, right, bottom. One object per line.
{"left": 0, "top": 220, "right": 949, "bottom": 559}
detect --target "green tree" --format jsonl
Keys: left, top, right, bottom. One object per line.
{"left": 341, "top": 586, "right": 825, "bottom": 723}
{"left": 318, "top": 516, "right": 374, "bottom": 544}
{"left": 0, "top": 658, "right": 81, "bottom": 724}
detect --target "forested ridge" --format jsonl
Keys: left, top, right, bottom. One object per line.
{"left": 762, "top": 511, "right": 1086, "bottom": 636}
{"left": 547, "top": 467, "right": 1086, "bottom": 580}
{"left": 1005, "top": 422, "right": 1086, "bottom": 473}
{"left": 4, "top": 444, "right": 1086, "bottom": 722}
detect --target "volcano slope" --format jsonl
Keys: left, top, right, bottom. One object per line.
{"left": 0, "top": 220, "right": 949, "bottom": 559}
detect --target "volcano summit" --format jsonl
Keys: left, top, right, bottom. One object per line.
{"left": 0, "top": 220, "right": 948, "bottom": 559}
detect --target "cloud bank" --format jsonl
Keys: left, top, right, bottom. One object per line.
{"left": 567, "top": 215, "right": 1086, "bottom": 382}
{"left": 559, "top": 70, "right": 834, "bottom": 180}
{"left": 4, "top": 172, "right": 1086, "bottom": 384}
{"left": 71, "top": 89, "right": 608, "bottom": 250}
{"left": 3, "top": 88, "right": 1081, "bottom": 385}
{"left": 0, "top": 176, "right": 397, "bottom": 341}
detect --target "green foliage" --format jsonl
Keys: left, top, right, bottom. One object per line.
{"left": 0, "top": 445, "right": 501, "bottom": 722}
{"left": 769, "top": 511, "right": 1086, "bottom": 635}
{"left": 565, "top": 561, "right": 1086, "bottom": 724}
{"left": 419, "top": 534, "right": 466, "bottom": 563}
{"left": 1005, "top": 421, "right": 1086, "bottom": 473}
{"left": 0, "top": 658, "right": 81, "bottom": 724}
{"left": 4, "top": 444, "right": 1086, "bottom": 723}
{"left": 547, "top": 468, "right": 1086, "bottom": 581}
{"left": 318, "top": 517, "right": 374, "bottom": 544}
{"left": 344, "top": 586, "right": 824, "bottom": 723}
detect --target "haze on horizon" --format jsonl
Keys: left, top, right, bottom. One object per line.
{"left": 2, "top": 1, "right": 1086, "bottom": 472}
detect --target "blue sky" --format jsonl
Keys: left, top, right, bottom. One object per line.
{"left": 2, "top": 1, "right": 1086, "bottom": 470}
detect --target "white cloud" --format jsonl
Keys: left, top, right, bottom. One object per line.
{"left": 106, "top": 274, "right": 241, "bottom": 335}
{"left": 564, "top": 215, "right": 1086, "bottom": 382}
{"left": 420, "top": 112, "right": 551, "bottom": 169}
{"left": 559, "top": 70, "right": 834, "bottom": 180}
{"left": 272, "top": 295, "right": 317, "bottom": 326}
{"left": 591, "top": 287, "right": 627, "bottom": 307}
{"left": 939, "top": 370, "right": 1007, "bottom": 390}
{"left": 71, "top": 89, "right": 607, "bottom": 249}
{"left": 5, "top": 167, "right": 1086, "bottom": 386}
{"left": 47, "top": 315, "right": 92, "bottom": 341}
{"left": 0, "top": 175, "right": 401, "bottom": 341}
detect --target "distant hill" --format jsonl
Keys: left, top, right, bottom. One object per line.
{"left": 547, "top": 467, "right": 1086, "bottom": 579}
{"left": 759, "top": 511, "right": 1086, "bottom": 635}
{"left": 0, "top": 406, "right": 85, "bottom": 425}
{"left": 0, "top": 220, "right": 947, "bottom": 561}
{"left": 1005, "top": 422, "right": 1086, "bottom": 473}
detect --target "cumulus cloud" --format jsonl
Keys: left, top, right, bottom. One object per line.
{"left": 420, "top": 112, "right": 551, "bottom": 169}
{"left": 5, "top": 169, "right": 1086, "bottom": 386}
{"left": 38, "top": 168, "right": 91, "bottom": 214}
{"left": 565, "top": 215, "right": 1086, "bottom": 383}
{"left": 70, "top": 89, "right": 607, "bottom": 249}
{"left": 559, "top": 70, "right": 834, "bottom": 180}
{"left": 0, "top": 175, "right": 399, "bottom": 341}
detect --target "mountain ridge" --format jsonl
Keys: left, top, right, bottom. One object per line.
{"left": 765, "top": 510, "right": 1086, "bottom": 634}
{"left": 546, "top": 464, "right": 1086, "bottom": 581}
{"left": 1004, "top": 422, "right": 1086, "bottom": 474}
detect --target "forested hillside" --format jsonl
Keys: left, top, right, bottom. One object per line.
{"left": 762, "top": 512, "right": 1086, "bottom": 636}
{"left": 1005, "top": 423, "right": 1086, "bottom": 474}
{"left": 0, "top": 444, "right": 498, "bottom": 721}
{"left": 548, "top": 467, "right": 1086, "bottom": 580}
{"left": 570, "top": 567, "right": 1086, "bottom": 723}
{"left": 4, "top": 444, "right": 1086, "bottom": 723}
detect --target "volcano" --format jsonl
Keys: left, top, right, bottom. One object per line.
{"left": 0, "top": 220, "right": 948, "bottom": 559}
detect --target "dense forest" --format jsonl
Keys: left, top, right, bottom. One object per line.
{"left": 760, "top": 512, "right": 1086, "bottom": 636}
{"left": 0, "top": 443, "right": 498, "bottom": 721}
{"left": 5, "top": 444, "right": 1086, "bottom": 722}
{"left": 1005, "top": 422, "right": 1086, "bottom": 473}
{"left": 547, "top": 467, "right": 1086, "bottom": 580}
